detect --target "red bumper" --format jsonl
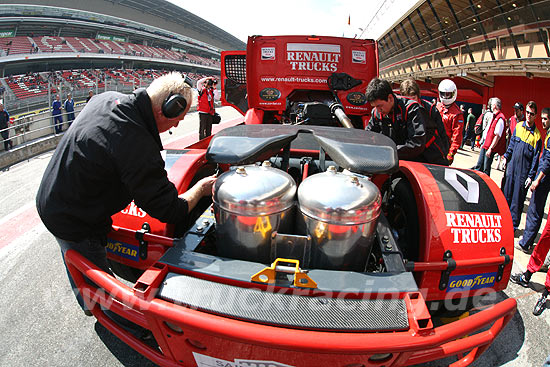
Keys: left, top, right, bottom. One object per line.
{"left": 65, "top": 249, "right": 516, "bottom": 367}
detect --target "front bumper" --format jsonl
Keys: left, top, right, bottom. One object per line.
{"left": 65, "top": 249, "right": 516, "bottom": 367}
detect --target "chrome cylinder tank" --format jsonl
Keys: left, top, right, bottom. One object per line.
{"left": 298, "top": 167, "right": 381, "bottom": 271}
{"left": 213, "top": 163, "right": 297, "bottom": 263}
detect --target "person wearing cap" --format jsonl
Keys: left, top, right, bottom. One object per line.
{"left": 516, "top": 107, "right": 550, "bottom": 253}
{"left": 36, "top": 72, "right": 215, "bottom": 318}
{"left": 499, "top": 102, "right": 525, "bottom": 176}
{"left": 502, "top": 100, "right": 542, "bottom": 231}
{"left": 436, "top": 79, "right": 463, "bottom": 164}
{"left": 64, "top": 93, "right": 75, "bottom": 127}
{"left": 510, "top": 102, "right": 524, "bottom": 136}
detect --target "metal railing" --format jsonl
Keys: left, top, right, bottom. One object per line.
{"left": 2, "top": 81, "right": 145, "bottom": 115}
{"left": 0, "top": 109, "right": 82, "bottom": 152}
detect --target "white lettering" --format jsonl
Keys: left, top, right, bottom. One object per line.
{"left": 446, "top": 213, "right": 457, "bottom": 227}
{"left": 451, "top": 228, "right": 461, "bottom": 243}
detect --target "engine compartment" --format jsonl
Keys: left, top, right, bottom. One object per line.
{"left": 190, "top": 165, "right": 408, "bottom": 276}
{"left": 182, "top": 125, "right": 411, "bottom": 277}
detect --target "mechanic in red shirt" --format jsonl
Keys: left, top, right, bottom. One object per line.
{"left": 436, "top": 79, "right": 463, "bottom": 165}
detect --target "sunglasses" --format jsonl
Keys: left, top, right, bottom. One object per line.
{"left": 526, "top": 110, "right": 536, "bottom": 116}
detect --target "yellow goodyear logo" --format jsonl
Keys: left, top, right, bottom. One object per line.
{"left": 447, "top": 272, "right": 496, "bottom": 292}
{"left": 106, "top": 239, "right": 139, "bottom": 261}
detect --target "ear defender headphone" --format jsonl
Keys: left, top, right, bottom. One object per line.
{"left": 162, "top": 93, "right": 188, "bottom": 118}
{"left": 161, "top": 73, "right": 194, "bottom": 119}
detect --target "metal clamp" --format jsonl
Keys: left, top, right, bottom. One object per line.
{"left": 439, "top": 250, "right": 456, "bottom": 290}
{"left": 135, "top": 222, "right": 150, "bottom": 260}
{"left": 251, "top": 258, "right": 317, "bottom": 289}
{"left": 496, "top": 247, "right": 510, "bottom": 282}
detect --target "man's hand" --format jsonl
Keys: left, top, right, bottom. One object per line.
{"left": 196, "top": 175, "right": 217, "bottom": 197}
{"left": 179, "top": 175, "right": 217, "bottom": 213}
{"left": 447, "top": 153, "right": 454, "bottom": 165}
{"left": 525, "top": 177, "right": 532, "bottom": 189}
{"left": 500, "top": 157, "right": 506, "bottom": 170}
{"left": 531, "top": 177, "right": 541, "bottom": 192}
{"left": 485, "top": 148, "right": 492, "bottom": 158}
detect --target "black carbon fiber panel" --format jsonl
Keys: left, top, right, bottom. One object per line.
{"left": 158, "top": 273, "right": 409, "bottom": 331}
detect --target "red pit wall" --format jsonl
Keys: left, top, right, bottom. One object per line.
{"left": 489, "top": 76, "right": 550, "bottom": 139}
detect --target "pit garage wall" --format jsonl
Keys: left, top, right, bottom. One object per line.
{"left": 489, "top": 76, "right": 550, "bottom": 138}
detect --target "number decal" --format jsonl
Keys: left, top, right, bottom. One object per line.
{"left": 444, "top": 168, "right": 479, "bottom": 204}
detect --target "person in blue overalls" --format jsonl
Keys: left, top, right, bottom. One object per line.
{"left": 64, "top": 93, "right": 75, "bottom": 127}
{"left": 52, "top": 94, "right": 63, "bottom": 134}
{"left": 502, "top": 101, "right": 542, "bottom": 231}
{"left": 518, "top": 107, "right": 550, "bottom": 252}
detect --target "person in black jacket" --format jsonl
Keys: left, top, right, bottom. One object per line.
{"left": 399, "top": 78, "right": 449, "bottom": 165}
{"left": 36, "top": 72, "right": 215, "bottom": 317}
{"left": 365, "top": 78, "right": 426, "bottom": 161}
{"left": 0, "top": 103, "right": 13, "bottom": 151}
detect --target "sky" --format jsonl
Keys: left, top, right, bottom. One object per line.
{"left": 167, "top": 0, "right": 419, "bottom": 43}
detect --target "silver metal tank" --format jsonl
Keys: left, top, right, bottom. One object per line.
{"left": 213, "top": 163, "right": 297, "bottom": 263}
{"left": 298, "top": 167, "right": 381, "bottom": 271}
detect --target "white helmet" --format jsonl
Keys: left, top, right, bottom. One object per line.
{"left": 438, "top": 79, "right": 457, "bottom": 105}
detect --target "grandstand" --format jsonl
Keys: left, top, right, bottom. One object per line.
{"left": 0, "top": 2, "right": 245, "bottom": 113}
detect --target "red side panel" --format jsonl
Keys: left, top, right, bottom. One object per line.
{"left": 398, "top": 161, "right": 514, "bottom": 301}
{"left": 108, "top": 150, "right": 209, "bottom": 269}
{"left": 245, "top": 35, "right": 377, "bottom": 116}
{"left": 243, "top": 108, "right": 264, "bottom": 124}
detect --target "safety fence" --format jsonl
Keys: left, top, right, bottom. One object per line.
{"left": 0, "top": 108, "right": 82, "bottom": 152}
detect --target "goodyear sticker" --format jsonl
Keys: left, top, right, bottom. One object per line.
{"left": 447, "top": 272, "right": 496, "bottom": 292}
{"left": 106, "top": 239, "right": 139, "bottom": 261}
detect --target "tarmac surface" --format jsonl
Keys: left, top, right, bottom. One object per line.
{"left": 0, "top": 110, "right": 549, "bottom": 366}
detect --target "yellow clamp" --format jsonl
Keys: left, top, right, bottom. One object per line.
{"left": 251, "top": 258, "right": 318, "bottom": 289}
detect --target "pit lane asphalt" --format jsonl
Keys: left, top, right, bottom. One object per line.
{"left": 0, "top": 116, "right": 548, "bottom": 367}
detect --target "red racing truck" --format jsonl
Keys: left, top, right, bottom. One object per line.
{"left": 64, "top": 35, "right": 516, "bottom": 367}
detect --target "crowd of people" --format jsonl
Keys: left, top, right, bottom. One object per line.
{"left": 365, "top": 77, "right": 550, "bottom": 317}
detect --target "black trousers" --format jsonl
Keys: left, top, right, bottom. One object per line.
{"left": 1, "top": 130, "right": 12, "bottom": 151}
{"left": 199, "top": 113, "right": 213, "bottom": 140}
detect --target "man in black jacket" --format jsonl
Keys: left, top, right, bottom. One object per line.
{"left": 0, "top": 103, "right": 13, "bottom": 151}
{"left": 365, "top": 78, "right": 426, "bottom": 161}
{"left": 399, "top": 78, "right": 449, "bottom": 165}
{"left": 36, "top": 72, "right": 215, "bottom": 315}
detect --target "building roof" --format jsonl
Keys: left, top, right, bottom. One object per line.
{"left": 105, "top": 0, "right": 245, "bottom": 50}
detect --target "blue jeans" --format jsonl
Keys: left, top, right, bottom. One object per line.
{"left": 57, "top": 236, "right": 111, "bottom": 312}
{"left": 53, "top": 115, "right": 63, "bottom": 133}
{"left": 57, "top": 236, "right": 147, "bottom": 335}
{"left": 473, "top": 148, "right": 495, "bottom": 176}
